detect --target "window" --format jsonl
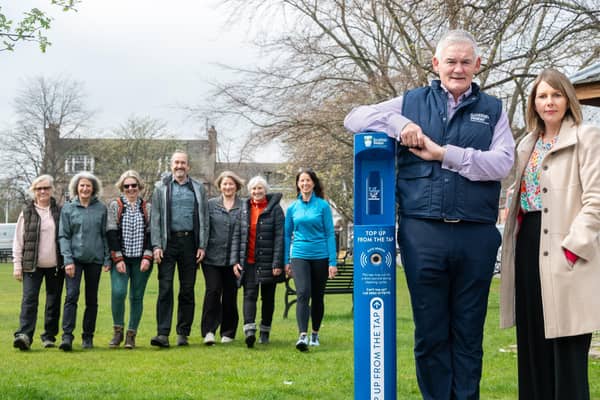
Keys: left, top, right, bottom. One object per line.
{"left": 64, "top": 155, "right": 95, "bottom": 174}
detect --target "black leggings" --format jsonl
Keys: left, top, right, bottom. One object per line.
{"left": 290, "top": 258, "right": 328, "bottom": 333}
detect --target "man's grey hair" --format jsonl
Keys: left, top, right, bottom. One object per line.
{"left": 247, "top": 175, "right": 269, "bottom": 192}
{"left": 68, "top": 171, "right": 103, "bottom": 199}
{"left": 435, "top": 30, "right": 480, "bottom": 59}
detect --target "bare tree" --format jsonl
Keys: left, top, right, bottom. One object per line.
{"left": 85, "top": 116, "right": 178, "bottom": 199}
{"left": 0, "top": 75, "right": 93, "bottom": 198}
{"left": 206, "top": 0, "right": 599, "bottom": 220}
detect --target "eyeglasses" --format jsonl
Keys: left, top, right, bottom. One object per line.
{"left": 34, "top": 186, "right": 52, "bottom": 192}
{"left": 123, "top": 183, "right": 138, "bottom": 189}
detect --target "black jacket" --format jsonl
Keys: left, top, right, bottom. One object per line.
{"left": 232, "top": 193, "right": 284, "bottom": 283}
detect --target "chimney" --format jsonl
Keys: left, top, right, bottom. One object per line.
{"left": 207, "top": 125, "right": 217, "bottom": 157}
{"left": 42, "top": 124, "right": 60, "bottom": 174}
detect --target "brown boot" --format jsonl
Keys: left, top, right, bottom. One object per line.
{"left": 109, "top": 326, "right": 124, "bottom": 348}
{"left": 124, "top": 330, "right": 136, "bottom": 349}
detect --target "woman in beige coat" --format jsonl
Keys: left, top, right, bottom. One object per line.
{"left": 500, "top": 68, "right": 600, "bottom": 400}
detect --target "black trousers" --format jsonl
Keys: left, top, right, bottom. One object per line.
{"left": 200, "top": 263, "right": 239, "bottom": 338}
{"left": 62, "top": 261, "right": 102, "bottom": 340}
{"left": 156, "top": 235, "right": 198, "bottom": 336}
{"left": 16, "top": 266, "right": 64, "bottom": 343}
{"left": 242, "top": 263, "right": 277, "bottom": 330}
{"left": 515, "top": 211, "right": 591, "bottom": 400}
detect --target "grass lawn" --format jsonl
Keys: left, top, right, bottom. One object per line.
{"left": 0, "top": 263, "right": 598, "bottom": 399}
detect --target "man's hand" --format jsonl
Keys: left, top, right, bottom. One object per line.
{"left": 409, "top": 135, "right": 446, "bottom": 161}
{"left": 196, "top": 248, "right": 205, "bottom": 264}
{"left": 400, "top": 122, "right": 426, "bottom": 148}
{"left": 153, "top": 248, "right": 163, "bottom": 264}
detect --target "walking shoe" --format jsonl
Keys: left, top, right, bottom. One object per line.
{"left": 124, "top": 330, "right": 136, "bottom": 349}
{"left": 221, "top": 336, "right": 234, "bottom": 344}
{"left": 13, "top": 334, "right": 31, "bottom": 351}
{"left": 295, "top": 333, "right": 309, "bottom": 352}
{"left": 109, "top": 326, "right": 124, "bottom": 348}
{"left": 59, "top": 336, "right": 73, "bottom": 352}
{"left": 150, "top": 334, "right": 170, "bottom": 348}
{"left": 42, "top": 339, "right": 56, "bottom": 348}
{"left": 176, "top": 335, "right": 189, "bottom": 346}
{"left": 81, "top": 337, "right": 93, "bottom": 349}
{"left": 258, "top": 331, "right": 270, "bottom": 344}
{"left": 245, "top": 330, "right": 256, "bottom": 348}
{"left": 203, "top": 332, "right": 216, "bottom": 346}
{"left": 309, "top": 332, "right": 320, "bottom": 346}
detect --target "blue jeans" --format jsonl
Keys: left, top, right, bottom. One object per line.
{"left": 111, "top": 257, "right": 152, "bottom": 331}
{"left": 62, "top": 261, "right": 102, "bottom": 340}
{"left": 290, "top": 258, "right": 329, "bottom": 333}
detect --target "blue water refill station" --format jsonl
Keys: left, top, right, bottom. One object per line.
{"left": 353, "top": 132, "right": 396, "bottom": 400}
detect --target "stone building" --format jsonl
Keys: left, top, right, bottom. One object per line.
{"left": 45, "top": 125, "right": 286, "bottom": 202}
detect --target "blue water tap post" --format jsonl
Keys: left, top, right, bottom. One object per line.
{"left": 353, "top": 132, "right": 396, "bottom": 400}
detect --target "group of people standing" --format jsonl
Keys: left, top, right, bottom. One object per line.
{"left": 346, "top": 29, "right": 600, "bottom": 400}
{"left": 11, "top": 27, "right": 600, "bottom": 399}
{"left": 12, "top": 150, "right": 338, "bottom": 354}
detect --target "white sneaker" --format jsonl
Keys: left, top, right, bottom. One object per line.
{"left": 295, "top": 333, "right": 309, "bottom": 352}
{"left": 204, "top": 332, "right": 216, "bottom": 346}
{"left": 309, "top": 332, "right": 320, "bottom": 346}
{"left": 221, "top": 336, "right": 234, "bottom": 344}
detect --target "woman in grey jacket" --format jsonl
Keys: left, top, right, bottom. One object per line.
{"left": 232, "top": 176, "right": 284, "bottom": 348}
{"left": 58, "top": 172, "right": 110, "bottom": 351}
{"left": 200, "top": 171, "right": 244, "bottom": 345}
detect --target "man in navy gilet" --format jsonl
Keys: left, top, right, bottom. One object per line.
{"left": 344, "top": 30, "right": 515, "bottom": 400}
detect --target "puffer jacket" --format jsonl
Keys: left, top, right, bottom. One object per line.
{"left": 232, "top": 193, "right": 284, "bottom": 283}
{"left": 203, "top": 195, "right": 242, "bottom": 267}
{"left": 20, "top": 197, "right": 63, "bottom": 272}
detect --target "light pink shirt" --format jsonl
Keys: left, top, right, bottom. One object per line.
{"left": 13, "top": 204, "right": 58, "bottom": 273}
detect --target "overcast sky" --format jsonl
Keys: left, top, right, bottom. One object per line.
{"left": 0, "top": 0, "right": 278, "bottom": 160}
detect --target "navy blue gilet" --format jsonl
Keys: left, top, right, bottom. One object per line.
{"left": 397, "top": 80, "right": 501, "bottom": 223}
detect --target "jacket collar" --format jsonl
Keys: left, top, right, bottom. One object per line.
{"left": 516, "top": 117, "right": 579, "bottom": 175}
{"left": 73, "top": 196, "right": 98, "bottom": 207}
{"left": 548, "top": 117, "right": 578, "bottom": 153}
{"left": 216, "top": 194, "right": 241, "bottom": 210}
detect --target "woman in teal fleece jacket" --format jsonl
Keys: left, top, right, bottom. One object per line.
{"left": 58, "top": 172, "right": 110, "bottom": 351}
{"left": 284, "top": 168, "right": 337, "bottom": 352}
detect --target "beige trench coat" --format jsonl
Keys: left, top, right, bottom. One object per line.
{"left": 500, "top": 119, "right": 600, "bottom": 338}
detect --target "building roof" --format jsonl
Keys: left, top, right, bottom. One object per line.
{"left": 570, "top": 62, "right": 600, "bottom": 85}
{"left": 570, "top": 62, "right": 600, "bottom": 107}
